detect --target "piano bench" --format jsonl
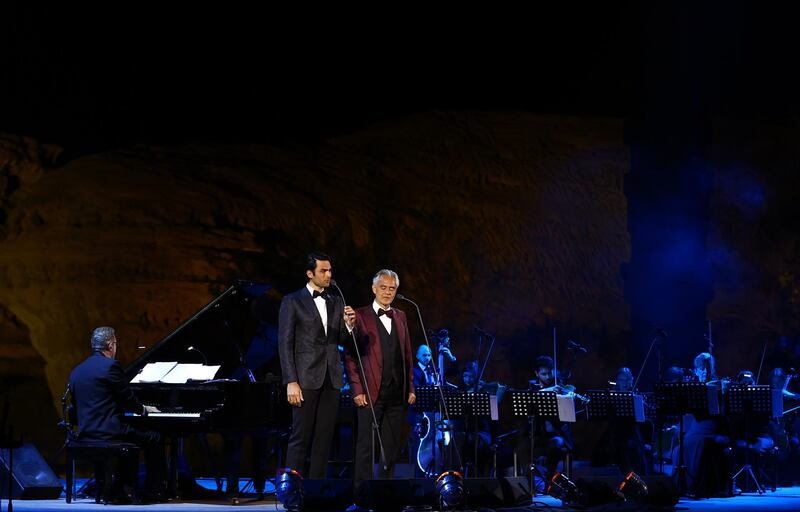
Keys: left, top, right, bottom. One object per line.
{"left": 65, "top": 441, "right": 140, "bottom": 504}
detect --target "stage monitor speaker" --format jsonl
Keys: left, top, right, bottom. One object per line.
{"left": 500, "top": 476, "right": 532, "bottom": 506}
{"left": 354, "top": 477, "right": 531, "bottom": 510}
{"left": 0, "top": 443, "right": 63, "bottom": 499}
{"left": 463, "top": 478, "right": 505, "bottom": 508}
{"left": 302, "top": 478, "right": 353, "bottom": 510}
{"left": 355, "top": 479, "right": 435, "bottom": 511}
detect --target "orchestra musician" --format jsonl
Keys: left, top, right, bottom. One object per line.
{"left": 610, "top": 367, "right": 650, "bottom": 474}
{"left": 67, "top": 327, "right": 165, "bottom": 503}
{"left": 413, "top": 345, "right": 436, "bottom": 388}
{"left": 514, "top": 355, "right": 573, "bottom": 482}
{"left": 278, "top": 251, "right": 356, "bottom": 478}
{"left": 450, "top": 361, "right": 493, "bottom": 476}
{"left": 677, "top": 352, "right": 732, "bottom": 497}
{"left": 343, "top": 269, "right": 415, "bottom": 483}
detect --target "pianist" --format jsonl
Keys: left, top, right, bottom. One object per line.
{"left": 68, "top": 326, "right": 165, "bottom": 502}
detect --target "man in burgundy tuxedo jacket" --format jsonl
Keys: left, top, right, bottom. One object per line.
{"left": 343, "top": 269, "right": 416, "bottom": 482}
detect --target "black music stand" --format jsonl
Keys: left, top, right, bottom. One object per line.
{"left": 414, "top": 386, "right": 458, "bottom": 476}
{"left": 727, "top": 384, "right": 773, "bottom": 494}
{"left": 511, "top": 390, "right": 559, "bottom": 497}
{"left": 654, "top": 382, "right": 715, "bottom": 495}
{"left": 586, "top": 391, "right": 645, "bottom": 422}
{"left": 459, "top": 392, "right": 492, "bottom": 477}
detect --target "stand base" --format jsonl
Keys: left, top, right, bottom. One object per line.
{"left": 732, "top": 464, "right": 764, "bottom": 495}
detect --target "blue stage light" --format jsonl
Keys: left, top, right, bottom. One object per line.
{"left": 276, "top": 467, "right": 303, "bottom": 511}
{"left": 435, "top": 470, "right": 464, "bottom": 510}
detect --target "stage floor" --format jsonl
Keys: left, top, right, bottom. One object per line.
{"left": 4, "top": 483, "right": 800, "bottom": 511}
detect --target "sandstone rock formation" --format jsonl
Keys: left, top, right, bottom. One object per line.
{"left": 0, "top": 112, "right": 629, "bottom": 455}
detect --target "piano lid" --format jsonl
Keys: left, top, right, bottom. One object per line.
{"left": 125, "top": 280, "right": 279, "bottom": 382}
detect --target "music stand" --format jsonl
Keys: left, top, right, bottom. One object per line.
{"left": 413, "top": 386, "right": 459, "bottom": 475}
{"left": 654, "top": 382, "right": 717, "bottom": 495}
{"left": 458, "top": 392, "right": 492, "bottom": 477}
{"left": 586, "top": 391, "right": 645, "bottom": 422}
{"left": 727, "top": 384, "right": 773, "bottom": 494}
{"left": 413, "top": 385, "right": 441, "bottom": 414}
{"left": 511, "top": 391, "right": 559, "bottom": 497}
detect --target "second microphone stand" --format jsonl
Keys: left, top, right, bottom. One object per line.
{"left": 397, "top": 294, "right": 463, "bottom": 475}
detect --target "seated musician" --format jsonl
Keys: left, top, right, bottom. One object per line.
{"left": 450, "top": 362, "right": 493, "bottom": 475}
{"left": 514, "top": 355, "right": 573, "bottom": 482}
{"left": 727, "top": 369, "right": 775, "bottom": 491}
{"left": 677, "top": 352, "right": 732, "bottom": 497}
{"left": 413, "top": 345, "right": 436, "bottom": 389}
{"left": 67, "top": 327, "right": 165, "bottom": 503}
{"left": 771, "top": 367, "right": 800, "bottom": 487}
{"left": 602, "top": 367, "right": 650, "bottom": 475}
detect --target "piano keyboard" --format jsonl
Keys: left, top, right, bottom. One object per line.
{"left": 128, "top": 411, "right": 201, "bottom": 418}
{"left": 146, "top": 412, "right": 201, "bottom": 418}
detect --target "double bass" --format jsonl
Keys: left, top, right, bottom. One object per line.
{"left": 416, "top": 330, "right": 456, "bottom": 476}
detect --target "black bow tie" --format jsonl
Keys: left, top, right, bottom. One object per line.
{"left": 377, "top": 308, "right": 394, "bottom": 318}
{"left": 312, "top": 290, "right": 327, "bottom": 300}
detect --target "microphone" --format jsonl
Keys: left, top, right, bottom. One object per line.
{"left": 474, "top": 324, "right": 496, "bottom": 340}
{"left": 187, "top": 345, "right": 208, "bottom": 365}
{"left": 566, "top": 340, "right": 588, "bottom": 353}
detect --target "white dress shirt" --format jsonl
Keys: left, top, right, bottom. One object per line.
{"left": 373, "top": 301, "right": 392, "bottom": 335}
{"left": 307, "top": 283, "right": 328, "bottom": 336}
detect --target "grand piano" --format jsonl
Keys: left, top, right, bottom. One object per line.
{"left": 123, "top": 280, "right": 288, "bottom": 495}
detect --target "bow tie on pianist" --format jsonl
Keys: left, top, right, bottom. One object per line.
{"left": 377, "top": 308, "right": 394, "bottom": 318}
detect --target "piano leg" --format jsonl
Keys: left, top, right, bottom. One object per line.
{"left": 167, "top": 436, "right": 182, "bottom": 500}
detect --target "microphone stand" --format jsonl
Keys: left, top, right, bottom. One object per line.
{"left": 329, "top": 281, "right": 388, "bottom": 477}
{"left": 474, "top": 327, "right": 496, "bottom": 477}
{"left": 634, "top": 330, "right": 666, "bottom": 474}
{"left": 223, "top": 321, "right": 256, "bottom": 383}
{"left": 474, "top": 326, "right": 496, "bottom": 387}
{"left": 633, "top": 331, "right": 666, "bottom": 391}
{"left": 397, "top": 294, "right": 463, "bottom": 473}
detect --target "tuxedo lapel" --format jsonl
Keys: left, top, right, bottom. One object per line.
{"left": 325, "top": 295, "right": 335, "bottom": 337}
{"left": 394, "top": 310, "right": 407, "bottom": 358}
{"left": 300, "top": 289, "right": 324, "bottom": 332}
{"left": 362, "top": 307, "right": 380, "bottom": 341}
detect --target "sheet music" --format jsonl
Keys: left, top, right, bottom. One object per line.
{"left": 160, "top": 363, "right": 221, "bottom": 384}
{"left": 557, "top": 394, "right": 577, "bottom": 422}
{"left": 129, "top": 362, "right": 220, "bottom": 384}
{"left": 130, "top": 362, "right": 178, "bottom": 383}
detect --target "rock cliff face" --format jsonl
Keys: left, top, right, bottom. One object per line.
{"left": 0, "top": 112, "right": 630, "bottom": 453}
{"left": 706, "top": 120, "right": 800, "bottom": 374}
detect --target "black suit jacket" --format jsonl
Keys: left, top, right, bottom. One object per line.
{"left": 68, "top": 352, "right": 145, "bottom": 441}
{"left": 278, "top": 286, "right": 348, "bottom": 390}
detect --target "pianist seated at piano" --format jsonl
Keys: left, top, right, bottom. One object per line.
{"left": 68, "top": 326, "right": 167, "bottom": 503}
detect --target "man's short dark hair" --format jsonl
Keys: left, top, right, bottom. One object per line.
{"left": 535, "top": 355, "right": 554, "bottom": 370}
{"left": 306, "top": 251, "right": 331, "bottom": 272}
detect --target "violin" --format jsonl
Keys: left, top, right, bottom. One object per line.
{"left": 539, "top": 384, "right": 590, "bottom": 403}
